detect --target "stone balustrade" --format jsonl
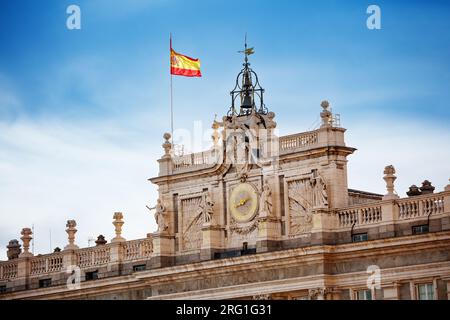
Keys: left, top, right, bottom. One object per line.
{"left": 0, "top": 238, "right": 154, "bottom": 283}
{"left": 170, "top": 130, "right": 324, "bottom": 173}
{"left": 173, "top": 150, "right": 216, "bottom": 172}
{"left": 77, "top": 246, "right": 111, "bottom": 268}
{"left": 337, "top": 204, "right": 382, "bottom": 227}
{"left": 397, "top": 193, "right": 444, "bottom": 220}
{"left": 0, "top": 261, "right": 18, "bottom": 280}
{"left": 279, "top": 131, "right": 319, "bottom": 153}
{"left": 30, "top": 253, "right": 63, "bottom": 275}
{"left": 336, "top": 191, "right": 449, "bottom": 229}
{"left": 123, "top": 238, "right": 154, "bottom": 261}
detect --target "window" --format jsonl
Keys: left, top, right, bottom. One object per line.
{"left": 133, "top": 264, "right": 146, "bottom": 272}
{"left": 417, "top": 283, "right": 434, "bottom": 300}
{"left": 356, "top": 289, "right": 372, "bottom": 300}
{"left": 85, "top": 270, "right": 98, "bottom": 281}
{"left": 352, "top": 233, "right": 368, "bottom": 242}
{"left": 412, "top": 225, "right": 429, "bottom": 235}
{"left": 39, "top": 278, "right": 52, "bottom": 288}
{"left": 0, "top": 285, "right": 6, "bottom": 294}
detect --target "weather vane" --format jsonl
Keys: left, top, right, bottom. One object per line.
{"left": 238, "top": 33, "right": 255, "bottom": 64}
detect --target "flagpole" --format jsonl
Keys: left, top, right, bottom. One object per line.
{"left": 170, "top": 33, "right": 174, "bottom": 146}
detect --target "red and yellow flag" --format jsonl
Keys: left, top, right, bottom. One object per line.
{"left": 170, "top": 40, "right": 201, "bottom": 77}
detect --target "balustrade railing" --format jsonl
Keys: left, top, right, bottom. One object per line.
{"left": 173, "top": 150, "right": 216, "bottom": 171}
{"left": 336, "top": 192, "right": 448, "bottom": 229}
{"left": 279, "top": 131, "right": 318, "bottom": 152}
{"left": 398, "top": 194, "right": 444, "bottom": 220}
{"left": 30, "top": 254, "right": 63, "bottom": 275}
{"left": 171, "top": 131, "right": 320, "bottom": 172}
{"left": 0, "top": 237, "right": 156, "bottom": 282}
{"left": 124, "top": 238, "right": 153, "bottom": 261}
{"left": 77, "top": 246, "right": 111, "bottom": 268}
{"left": 0, "top": 261, "right": 18, "bottom": 280}
{"left": 337, "top": 205, "right": 382, "bottom": 228}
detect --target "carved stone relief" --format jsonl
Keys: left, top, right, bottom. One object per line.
{"left": 287, "top": 170, "right": 328, "bottom": 236}
{"left": 181, "top": 196, "right": 203, "bottom": 251}
{"left": 198, "top": 191, "right": 216, "bottom": 225}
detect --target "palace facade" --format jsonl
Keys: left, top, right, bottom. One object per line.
{"left": 1, "top": 53, "right": 450, "bottom": 300}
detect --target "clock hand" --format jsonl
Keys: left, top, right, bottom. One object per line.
{"left": 235, "top": 198, "right": 249, "bottom": 208}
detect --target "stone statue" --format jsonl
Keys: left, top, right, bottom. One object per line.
{"left": 260, "top": 180, "right": 273, "bottom": 217}
{"left": 198, "top": 191, "right": 215, "bottom": 224}
{"left": 148, "top": 198, "right": 168, "bottom": 232}
{"left": 6, "top": 240, "right": 21, "bottom": 260}
{"left": 235, "top": 134, "right": 250, "bottom": 181}
{"left": 311, "top": 173, "right": 328, "bottom": 208}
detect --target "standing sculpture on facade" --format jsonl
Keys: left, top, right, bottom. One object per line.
{"left": 260, "top": 180, "right": 273, "bottom": 217}
{"left": 147, "top": 198, "right": 168, "bottom": 232}
{"left": 311, "top": 172, "right": 328, "bottom": 208}
{"left": 198, "top": 191, "right": 215, "bottom": 224}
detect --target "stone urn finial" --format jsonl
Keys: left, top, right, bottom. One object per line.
{"left": 112, "top": 212, "right": 126, "bottom": 243}
{"left": 211, "top": 116, "right": 220, "bottom": 147}
{"left": 320, "top": 100, "right": 332, "bottom": 128}
{"left": 19, "top": 228, "right": 33, "bottom": 258}
{"left": 95, "top": 235, "right": 107, "bottom": 246}
{"left": 407, "top": 185, "right": 421, "bottom": 197}
{"left": 382, "top": 165, "right": 399, "bottom": 200}
{"left": 64, "top": 220, "right": 79, "bottom": 250}
{"left": 162, "top": 133, "right": 172, "bottom": 158}
{"left": 7, "top": 239, "right": 22, "bottom": 260}
{"left": 420, "top": 180, "right": 435, "bottom": 195}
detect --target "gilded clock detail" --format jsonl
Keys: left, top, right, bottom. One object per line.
{"left": 229, "top": 183, "right": 259, "bottom": 223}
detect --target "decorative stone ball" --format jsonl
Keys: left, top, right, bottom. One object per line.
{"left": 321, "top": 100, "right": 330, "bottom": 109}
{"left": 163, "top": 132, "right": 171, "bottom": 141}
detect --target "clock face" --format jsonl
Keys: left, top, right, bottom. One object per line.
{"left": 229, "top": 183, "right": 259, "bottom": 223}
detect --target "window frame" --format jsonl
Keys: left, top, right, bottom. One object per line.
{"left": 352, "top": 233, "right": 368, "bottom": 243}
{"left": 416, "top": 282, "right": 435, "bottom": 300}
{"left": 410, "top": 278, "right": 438, "bottom": 300}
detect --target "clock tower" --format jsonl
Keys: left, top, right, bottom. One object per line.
{"left": 149, "top": 44, "right": 355, "bottom": 266}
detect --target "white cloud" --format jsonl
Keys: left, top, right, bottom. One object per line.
{"left": 0, "top": 118, "right": 160, "bottom": 260}
{"left": 345, "top": 117, "right": 450, "bottom": 196}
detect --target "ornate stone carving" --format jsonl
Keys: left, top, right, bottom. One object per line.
{"left": 229, "top": 219, "right": 259, "bottom": 235}
{"left": 252, "top": 294, "right": 271, "bottom": 300}
{"left": 308, "top": 287, "right": 332, "bottom": 300}
{"left": 95, "top": 235, "right": 107, "bottom": 246}
{"left": 259, "top": 180, "right": 273, "bottom": 217}
{"left": 153, "top": 198, "right": 168, "bottom": 233}
{"left": 311, "top": 172, "right": 328, "bottom": 208}
{"left": 198, "top": 191, "right": 215, "bottom": 225}
{"left": 420, "top": 180, "right": 435, "bottom": 195}
{"left": 288, "top": 171, "right": 328, "bottom": 236}
{"left": 211, "top": 116, "right": 221, "bottom": 147}
{"left": 224, "top": 113, "right": 272, "bottom": 182}
{"left": 320, "top": 100, "right": 332, "bottom": 127}
{"left": 7, "top": 239, "right": 21, "bottom": 260}
{"left": 162, "top": 133, "right": 172, "bottom": 158}
{"left": 383, "top": 165, "right": 399, "bottom": 200}
{"left": 407, "top": 184, "right": 421, "bottom": 197}
{"left": 181, "top": 196, "right": 203, "bottom": 250}
{"left": 64, "top": 220, "right": 78, "bottom": 250}
{"left": 112, "top": 212, "right": 126, "bottom": 243}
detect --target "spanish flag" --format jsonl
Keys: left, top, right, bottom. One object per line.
{"left": 170, "top": 39, "right": 201, "bottom": 77}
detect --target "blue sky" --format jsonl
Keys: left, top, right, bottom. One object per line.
{"left": 0, "top": 0, "right": 449, "bottom": 258}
